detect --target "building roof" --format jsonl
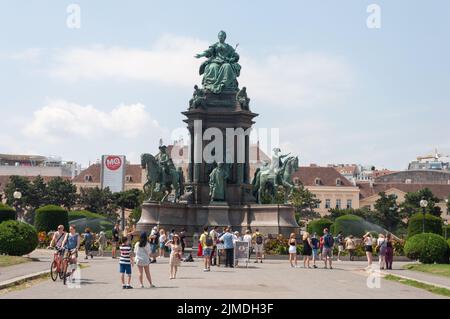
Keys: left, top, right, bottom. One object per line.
{"left": 72, "top": 164, "right": 142, "bottom": 184}
{"left": 374, "top": 169, "right": 450, "bottom": 184}
{"left": 293, "top": 166, "right": 354, "bottom": 187}
{"left": 358, "top": 182, "right": 450, "bottom": 200}
{"left": 332, "top": 165, "right": 358, "bottom": 176}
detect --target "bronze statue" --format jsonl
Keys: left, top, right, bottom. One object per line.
{"left": 237, "top": 86, "right": 250, "bottom": 110}
{"left": 189, "top": 85, "right": 206, "bottom": 109}
{"left": 209, "top": 162, "right": 228, "bottom": 202}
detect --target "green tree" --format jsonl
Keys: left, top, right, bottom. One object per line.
{"left": 328, "top": 207, "right": 374, "bottom": 223}
{"left": 113, "top": 189, "right": 143, "bottom": 228}
{"left": 374, "top": 192, "right": 403, "bottom": 232}
{"left": 27, "top": 176, "right": 48, "bottom": 209}
{"left": 4, "top": 176, "right": 31, "bottom": 207}
{"left": 289, "top": 185, "right": 321, "bottom": 220}
{"left": 400, "top": 188, "right": 441, "bottom": 218}
{"left": 46, "top": 177, "right": 78, "bottom": 210}
{"left": 78, "top": 187, "right": 117, "bottom": 219}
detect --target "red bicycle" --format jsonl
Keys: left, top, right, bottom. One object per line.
{"left": 49, "top": 247, "right": 65, "bottom": 281}
{"left": 61, "top": 249, "right": 78, "bottom": 285}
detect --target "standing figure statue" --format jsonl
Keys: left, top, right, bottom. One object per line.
{"left": 155, "top": 145, "right": 171, "bottom": 189}
{"left": 209, "top": 163, "right": 228, "bottom": 202}
{"left": 194, "top": 30, "right": 241, "bottom": 94}
{"left": 236, "top": 87, "right": 250, "bottom": 110}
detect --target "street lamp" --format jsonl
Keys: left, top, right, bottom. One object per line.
{"left": 419, "top": 199, "right": 428, "bottom": 233}
{"left": 444, "top": 219, "right": 448, "bottom": 240}
{"left": 13, "top": 190, "right": 22, "bottom": 220}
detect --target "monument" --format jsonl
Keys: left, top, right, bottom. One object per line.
{"left": 137, "top": 31, "right": 299, "bottom": 236}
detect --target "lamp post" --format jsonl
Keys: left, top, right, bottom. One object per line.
{"left": 444, "top": 220, "right": 448, "bottom": 240}
{"left": 13, "top": 190, "right": 22, "bottom": 220}
{"left": 419, "top": 199, "right": 428, "bottom": 233}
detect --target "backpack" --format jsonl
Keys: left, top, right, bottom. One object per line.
{"left": 324, "top": 234, "right": 334, "bottom": 248}
{"left": 256, "top": 234, "right": 263, "bottom": 245}
{"left": 205, "top": 234, "right": 214, "bottom": 247}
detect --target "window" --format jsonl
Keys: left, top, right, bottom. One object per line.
{"left": 84, "top": 175, "right": 92, "bottom": 182}
{"left": 315, "top": 178, "right": 321, "bottom": 186}
{"left": 347, "top": 199, "right": 352, "bottom": 209}
{"left": 336, "top": 199, "right": 341, "bottom": 209}
{"left": 325, "top": 199, "right": 331, "bottom": 209}
{"left": 336, "top": 178, "right": 342, "bottom": 186}
{"left": 125, "top": 175, "right": 133, "bottom": 182}
{"left": 405, "top": 179, "right": 412, "bottom": 184}
{"left": 315, "top": 202, "right": 320, "bottom": 209}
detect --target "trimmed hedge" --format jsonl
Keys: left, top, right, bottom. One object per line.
{"left": 0, "top": 203, "right": 16, "bottom": 223}
{"left": 68, "top": 210, "right": 114, "bottom": 233}
{"left": 332, "top": 214, "right": 366, "bottom": 237}
{"left": 307, "top": 218, "right": 333, "bottom": 236}
{"left": 407, "top": 213, "right": 443, "bottom": 238}
{"left": 34, "top": 205, "right": 69, "bottom": 232}
{"left": 404, "top": 233, "right": 448, "bottom": 264}
{"left": 0, "top": 220, "right": 38, "bottom": 256}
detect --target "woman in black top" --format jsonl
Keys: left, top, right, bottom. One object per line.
{"left": 385, "top": 233, "right": 394, "bottom": 270}
{"left": 302, "top": 232, "right": 313, "bottom": 269}
{"left": 288, "top": 233, "right": 298, "bottom": 268}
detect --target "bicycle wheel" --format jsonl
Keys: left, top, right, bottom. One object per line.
{"left": 50, "top": 261, "right": 58, "bottom": 281}
{"left": 62, "top": 261, "right": 68, "bottom": 285}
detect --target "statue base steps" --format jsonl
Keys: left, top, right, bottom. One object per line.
{"left": 136, "top": 201, "right": 299, "bottom": 239}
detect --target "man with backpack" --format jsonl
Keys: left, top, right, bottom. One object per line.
{"left": 200, "top": 226, "right": 213, "bottom": 271}
{"left": 322, "top": 228, "right": 334, "bottom": 269}
{"left": 252, "top": 228, "right": 264, "bottom": 263}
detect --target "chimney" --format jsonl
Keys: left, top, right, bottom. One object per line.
{"left": 257, "top": 140, "right": 260, "bottom": 161}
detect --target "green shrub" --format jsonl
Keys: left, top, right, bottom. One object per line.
{"left": 0, "top": 203, "right": 16, "bottom": 223}
{"left": 0, "top": 221, "right": 38, "bottom": 256}
{"left": 34, "top": 205, "right": 68, "bottom": 232}
{"left": 332, "top": 214, "right": 366, "bottom": 237}
{"left": 404, "top": 233, "right": 448, "bottom": 264}
{"left": 407, "top": 213, "right": 443, "bottom": 238}
{"left": 307, "top": 218, "right": 333, "bottom": 236}
{"left": 68, "top": 210, "right": 113, "bottom": 233}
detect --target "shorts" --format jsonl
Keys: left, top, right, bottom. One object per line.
{"left": 150, "top": 244, "right": 157, "bottom": 254}
{"left": 312, "top": 248, "right": 319, "bottom": 258}
{"left": 322, "top": 247, "right": 332, "bottom": 258}
{"left": 288, "top": 245, "right": 297, "bottom": 254}
{"left": 137, "top": 260, "right": 150, "bottom": 267}
{"left": 365, "top": 245, "right": 373, "bottom": 253}
{"left": 119, "top": 264, "right": 132, "bottom": 275}
{"left": 338, "top": 245, "right": 344, "bottom": 252}
{"left": 159, "top": 242, "right": 165, "bottom": 249}
{"left": 254, "top": 244, "right": 264, "bottom": 254}
{"left": 203, "top": 248, "right": 212, "bottom": 257}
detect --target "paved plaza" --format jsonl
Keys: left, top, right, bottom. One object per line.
{"left": 1, "top": 253, "right": 447, "bottom": 299}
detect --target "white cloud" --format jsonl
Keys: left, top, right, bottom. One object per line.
{"left": 23, "top": 100, "right": 161, "bottom": 143}
{"left": 42, "top": 35, "right": 353, "bottom": 108}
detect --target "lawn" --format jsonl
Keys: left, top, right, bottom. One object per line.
{"left": 403, "top": 264, "right": 450, "bottom": 278}
{"left": 384, "top": 274, "right": 450, "bottom": 298}
{"left": 0, "top": 255, "right": 32, "bottom": 267}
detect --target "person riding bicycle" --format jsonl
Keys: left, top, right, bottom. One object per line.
{"left": 61, "top": 225, "right": 80, "bottom": 276}
{"left": 49, "top": 225, "right": 66, "bottom": 254}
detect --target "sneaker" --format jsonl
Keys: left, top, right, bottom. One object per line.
{"left": 122, "top": 285, "right": 127, "bottom": 289}
{"left": 313, "top": 265, "right": 318, "bottom": 269}
{"left": 203, "top": 268, "right": 209, "bottom": 272}
{"left": 330, "top": 266, "right": 333, "bottom": 270}
{"left": 126, "top": 285, "right": 133, "bottom": 289}
{"left": 150, "top": 284, "right": 156, "bottom": 288}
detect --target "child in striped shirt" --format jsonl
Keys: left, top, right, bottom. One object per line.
{"left": 119, "top": 237, "right": 134, "bottom": 289}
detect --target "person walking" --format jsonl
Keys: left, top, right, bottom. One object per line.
{"left": 166, "top": 234, "right": 182, "bottom": 279}
{"left": 385, "top": 233, "right": 394, "bottom": 270}
{"left": 363, "top": 232, "right": 374, "bottom": 269}
{"left": 119, "top": 237, "right": 134, "bottom": 289}
{"left": 322, "top": 228, "right": 334, "bottom": 269}
{"left": 209, "top": 226, "right": 219, "bottom": 266}
{"left": 83, "top": 228, "right": 94, "bottom": 260}
{"left": 376, "top": 233, "right": 387, "bottom": 270}
{"left": 96, "top": 231, "right": 107, "bottom": 257}
{"left": 252, "top": 228, "right": 264, "bottom": 263}
{"left": 179, "top": 228, "right": 187, "bottom": 255}
{"left": 310, "top": 232, "right": 319, "bottom": 268}
{"left": 149, "top": 226, "right": 159, "bottom": 263}
{"left": 134, "top": 232, "right": 156, "bottom": 288}
{"left": 335, "top": 231, "right": 344, "bottom": 261}
{"left": 199, "top": 226, "right": 213, "bottom": 271}
{"left": 111, "top": 223, "right": 121, "bottom": 259}
{"left": 243, "top": 229, "right": 252, "bottom": 263}
{"left": 158, "top": 229, "right": 167, "bottom": 258}
{"left": 219, "top": 227, "right": 235, "bottom": 268}
{"left": 345, "top": 235, "right": 356, "bottom": 261}
{"left": 303, "top": 232, "right": 313, "bottom": 268}
{"left": 288, "top": 233, "right": 298, "bottom": 268}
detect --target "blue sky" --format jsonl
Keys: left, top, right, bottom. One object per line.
{"left": 1, "top": 0, "right": 449, "bottom": 169}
